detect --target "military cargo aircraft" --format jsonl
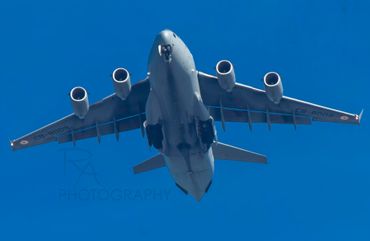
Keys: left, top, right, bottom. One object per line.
{"left": 11, "top": 29, "right": 362, "bottom": 200}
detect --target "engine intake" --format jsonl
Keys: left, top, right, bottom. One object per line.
{"left": 263, "top": 72, "right": 283, "bottom": 104}
{"left": 112, "top": 67, "right": 131, "bottom": 100}
{"left": 216, "top": 60, "right": 235, "bottom": 92}
{"left": 70, "top": 86, "right": 89, "bottom": 119}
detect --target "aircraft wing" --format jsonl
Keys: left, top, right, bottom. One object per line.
{"left": 198, "top": 72, "right": 362, "bottom": 128}
{"left": 11, "top": 79, "right": 150, "bottom": 151}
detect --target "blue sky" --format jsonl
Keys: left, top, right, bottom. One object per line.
{"left": 1, "top": 0, "right": 369, "bottom": 240}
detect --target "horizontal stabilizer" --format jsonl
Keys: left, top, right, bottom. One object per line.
{"left": 133, "top": 154, "right": 166, "bottom": 174}
{"left": 212, "top": 142, "right": 267, "bottom": 164}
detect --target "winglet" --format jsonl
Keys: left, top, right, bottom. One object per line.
{"left": 9, "top": 139, "right": 15, "bottom": 151}
{"left": 356, "top": 109, "right": 364, "bottom": 125}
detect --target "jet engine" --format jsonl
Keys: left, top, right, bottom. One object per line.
{"left": 112, "top": 67, "right": 131, "bottom": 100}
{"left": 263, "top": 72, "right": 283, "bottom": 104}
{"left": 70, "top": 86, "right": 89, "bottom": 119}
{"left": 216, "top": 60, "right": 235, "bottom": 92}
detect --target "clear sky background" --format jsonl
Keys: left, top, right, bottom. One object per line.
{"left": 1, "top": 0, "right": 369, "bottom": 240}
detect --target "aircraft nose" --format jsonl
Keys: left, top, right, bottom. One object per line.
{"left": 156, "top": 30, "right": 174, "bottom": 62}
{"left": 158, "top": 29, "right": 173, "bottom": 44}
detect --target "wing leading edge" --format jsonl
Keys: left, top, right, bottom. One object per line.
{"left": 11, "top": 79, "right": 150, "bottom": 151}
{"left": 198, "top": 72, "right": 362, "bottom": 127}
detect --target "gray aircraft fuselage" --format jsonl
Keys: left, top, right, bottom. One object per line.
{"left": 145, "top": 30, "right": 213, "bottom": 200}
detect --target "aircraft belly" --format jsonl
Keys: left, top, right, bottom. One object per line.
{"left": 149, "top": 60, "right": 202, "bottom": 152}
{"left": 155, "top": 69, "right": 198, "bottom": 120}
{"left": 147, "top": 42, "right": 214, "bottom": 200}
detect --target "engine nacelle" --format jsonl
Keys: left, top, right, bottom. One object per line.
{"left": 263, "top": 72, "right": 283, "bottom": 104}
{"left": 216, "top": 60, "right": 236, "bottom": 92}
{"left": 112, "top": 67, "right": 131, "bottom": 100}
{"left": 70, "top": 86, "right": 89, "bottom": 119}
